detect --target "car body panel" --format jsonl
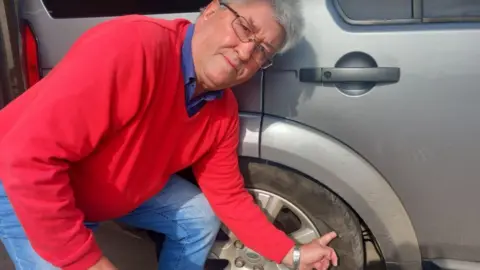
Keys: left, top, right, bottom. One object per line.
{"left": 238, "top": 113, "right": 261, "bottom": 158}
{"left": 430, "top": 259, "right": 480, "bottom": 270}
{"left": 260, "top": 116, "right": 421, "bottom": 269}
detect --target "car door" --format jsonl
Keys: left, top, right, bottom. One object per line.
{"left": 263, "top": 0, "right": 480, "bottom": 263}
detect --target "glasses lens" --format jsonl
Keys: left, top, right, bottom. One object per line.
{"left": 233, "top": 17, "right": 252, "bottom": 42}
{"left": 252, "top": 45, "right": 272, "bottom": 68}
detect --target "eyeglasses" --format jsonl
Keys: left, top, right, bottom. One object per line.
{"left": 220, "top": 2, "right": 274, "bottom": 69}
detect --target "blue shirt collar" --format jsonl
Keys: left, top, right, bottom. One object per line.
{"left": 181, "top": 24, "right": 196, "bottom": 85}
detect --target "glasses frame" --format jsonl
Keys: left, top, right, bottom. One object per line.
{"left": 220, "top": 2, "right": 274, "bottom": 69}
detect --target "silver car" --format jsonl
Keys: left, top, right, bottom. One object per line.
{"left": 2, "top": 0, "right": 480, "bottom": 269}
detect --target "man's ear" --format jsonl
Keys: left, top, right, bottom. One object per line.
{"left": 201, "top": 1, "right": 221, "bottom": 20}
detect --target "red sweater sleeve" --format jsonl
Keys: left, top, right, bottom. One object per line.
{"left": 193, "top": 107, "right": 295, "bottom": 264}
{"left": 0, "top": 18, "right": 152, "bottom": 269}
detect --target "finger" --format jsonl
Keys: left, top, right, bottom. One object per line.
{"left": 313, "top": 261, "right": 323, "bottom": 269}
{"left": 313, "top": 258, "right": 329, "bottom": 270}
{"left": 313, "top": 259, "right": 327, "bottom": 270}
{"left": 330, "top": 248, "right": 339, "bottom": 266}
{"left": 314, "top": 247, "right": 332, "bottom": 258}
{"left": 317, "top": 231, "right": 337, "bottom": 246}
{"left": 320, "top": 259, "right": 330, "bottom": 270}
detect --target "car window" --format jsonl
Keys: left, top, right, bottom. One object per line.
{"left": 42, "top": 0, "right": 211, "bottom": 18}
{"left": 335, "top": 0, "right": 413, "bottom": 21}
{"left": 423, "top": 0, "right": 480, "bottom": 19}
{"left": 334, "top": 0, "right": 480, "bottom": 24}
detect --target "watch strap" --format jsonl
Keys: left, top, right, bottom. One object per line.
{"left": 292, "top": 244, "right": 301, "bottom": 270}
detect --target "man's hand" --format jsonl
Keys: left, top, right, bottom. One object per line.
{"left": 282, "top": 231, "right": 338, "bottom": 270}
{"left": 88, "top": 256, "right": 117, "bottom": 270}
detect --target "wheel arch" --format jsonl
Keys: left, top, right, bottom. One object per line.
{"left": 256, "top": 115, "right": 421, "bottom": 269}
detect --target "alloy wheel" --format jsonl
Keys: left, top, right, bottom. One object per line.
{"left": 208, "top": 188, "right": 320, "bottom": 270}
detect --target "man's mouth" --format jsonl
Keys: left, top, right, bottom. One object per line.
{"left": 222, "top": 55, "right": 238, "bottom": 72}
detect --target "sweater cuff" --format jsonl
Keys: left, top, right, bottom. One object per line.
{"left": 62, "top": 240, "right": 103, "bottom": 270}
{"left": 272, "top": 236, "right": 296, "bottom": 264}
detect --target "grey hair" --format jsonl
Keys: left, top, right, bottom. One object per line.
{"left": 215, "top": 0, "right": 305, "bottom": 54}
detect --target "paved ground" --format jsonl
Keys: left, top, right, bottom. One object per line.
{"left": 0, "top": 222, "right": 158, "bottom": 270}
{"left": 0, "top": 222, "right": 384, "bottom": 270}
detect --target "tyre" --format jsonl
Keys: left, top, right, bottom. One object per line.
{"left": 209, "top": 159, "right": 364, "bottom": 270}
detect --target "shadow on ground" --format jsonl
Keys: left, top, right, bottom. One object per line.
{"left": 0, "top": 222, "right": 158, "bottom": 270}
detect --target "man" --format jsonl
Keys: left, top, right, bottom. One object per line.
{"left": 0, "top": 0, "right": 338, "bottom": 269}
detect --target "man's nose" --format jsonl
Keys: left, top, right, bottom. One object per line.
{"left": 237, "top": 42, "right": 256, "bottom": 62}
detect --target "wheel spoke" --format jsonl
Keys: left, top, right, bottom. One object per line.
{"left": 254, "top": 193, "right": 284, "bottom": 222}
{"left": 209, "top": 239, "right": 231, "bottom": 259}
{"left": 264, "top": 196, "right": 284, "bottom": 221}
{"left": 290, "top": 227, "right": 317, "bottom": 244}
{"left": 208, "top": 238, "right": 237, "bottom": 269}
{"left": 262, "top": 260, "right": 291, "bottom": 270}
{"left": 277, "top": 263, "right": 292, "bottom": 270}
{"left": 209, "top": 225, "right": 237, "bottom": 261}
{"left": 253, "top": 192, "right": 270, "bottom": 209}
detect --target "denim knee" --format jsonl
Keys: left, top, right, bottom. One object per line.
{"left": 195, "top": 195, "right": 221, "bottom": 240}
{"left": 205, "top": 209, "right": 221, "bottom": 238}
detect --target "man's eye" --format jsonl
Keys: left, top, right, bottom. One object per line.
{"left": 259, "top": 45, "right": 269, "bottom": 55}
{"left": 240, "top": 24, "right": 250, "bottom": 33}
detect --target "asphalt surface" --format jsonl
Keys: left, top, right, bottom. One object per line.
{"left": 0, "top": 222, "right": 384, "bottom": 270}
{"left": 0, "top": 222, "right": 158, "bottom": 270}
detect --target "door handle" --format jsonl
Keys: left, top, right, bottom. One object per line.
{"left": 299, "top": 67, "right": 400, "bottom": 83}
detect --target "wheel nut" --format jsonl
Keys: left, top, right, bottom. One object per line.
{"left": 234, "top": 257, "right": 245, "bottom": 267}
{"left": 253, "top": 266, "right": 263, "bottom": 270}
{"left": 234, "top": 240, "right": 244, "bottom": 249}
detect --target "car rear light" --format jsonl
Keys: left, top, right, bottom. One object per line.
{"left": 22, "top": 20, "right": 40, "bottom": 88}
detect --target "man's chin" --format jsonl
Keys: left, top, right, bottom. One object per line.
{"left": 203, "top": 74, "right": 236, "bottom": 90}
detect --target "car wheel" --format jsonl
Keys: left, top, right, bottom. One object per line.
{"left": 208, "top": 160, "right": 365, "bottom": 270}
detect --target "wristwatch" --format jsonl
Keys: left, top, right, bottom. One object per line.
{"left": 292, "top": 244, "right": 301, "bottom": 270}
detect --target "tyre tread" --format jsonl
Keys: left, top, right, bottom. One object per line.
{"left": 241, "top": 160, "right": 364, "bottom": 269}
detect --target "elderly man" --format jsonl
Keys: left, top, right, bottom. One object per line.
{"left": 0, "top": 0, "right": 338, "bottom": 269}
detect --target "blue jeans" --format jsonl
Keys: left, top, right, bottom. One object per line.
{"left": 0, "top": 174, "right": 221, "bottom": 269}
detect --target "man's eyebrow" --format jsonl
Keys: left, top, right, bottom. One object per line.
{"left": 264, "top": 42, "right": 275, "bottom": 51}
{"left": 248, "top": 17, "right": 276, "bottom": 51}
